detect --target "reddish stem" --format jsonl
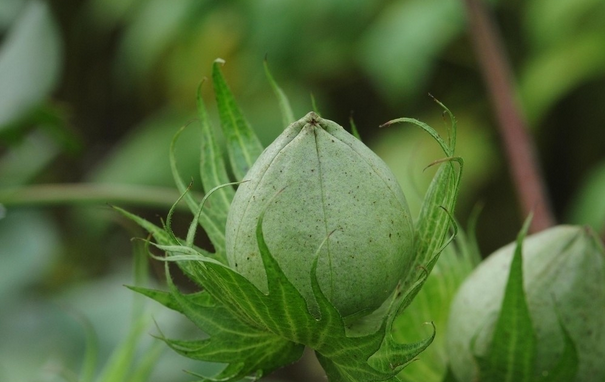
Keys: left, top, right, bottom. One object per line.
{"left": 462, "top": 0, "right": 555, "bottom": 233}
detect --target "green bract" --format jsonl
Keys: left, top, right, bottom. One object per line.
{"left": 225, "top": 111, "right": 414, "bottom": 317}
{"left": 447, "top": 225, "right": 605, "bottom": 382}
{"left": 117, "top": 61, "right": 463, "bottom": 382}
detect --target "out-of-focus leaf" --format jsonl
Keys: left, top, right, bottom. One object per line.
{"left": 264, "top": 60, "right": 295, "bottom": 128}
{"left": 244, "top": 0, "right": 375, "bottom": 75}
{"left": 87, "top": 110, "right": 199, "bottom": 187}
{"left": 0, "top": 1, "right": 62, "bottom": 129}
{"left": 0, "top": 262, "right": 214, "bottom": 382}
{"left": 125, "top": 341, "right": 165, "bottom": 382}
{"left": 567, "top": 160, "right": 605, "bottom": 233}
{"left": 0, "top": 131, "right": 60, "bottom": 187}
{"left": 520, "top": 0, "right": 605, "bottom": 125}
{"left": 0, "top": 210, "right": 58, "bottom": 303}
{"left": 84, "top": 0, "right": 142, "bottom": 30}
{"left": 359, "top": 0, "right": 465, "bottom": 101}
{"left": 94, "top": 309, "right": 148, "bottom": 382}
{"left": 524, "top": 0, "right": 605, "bottom": 49}
{"left": 77, "top": 313, "right": 98, "bottom": 382}
{"left": 114, "top": 0, "right": 198, "bottom": 87}
{"left": 520, "top": 32, "right": 605, "bottom": 125}
{"left": 0, "top": 209, "right": 62, "bottom": 381}
{"left": 92, "top": 242, "right": 153, "bottom": 382}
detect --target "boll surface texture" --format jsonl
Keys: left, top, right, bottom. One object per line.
{"left": 225, "top": 112, "right": 414, "bottom": 317}
{"left": 446, "top": 225, "right": 605, "bottom": 382}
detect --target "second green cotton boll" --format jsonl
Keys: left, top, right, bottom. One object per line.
{"left": 225, "top": 112, "right": 415, "bottom": 317}
{"left": 446, "top": 225, "right": 605, "bottom": 382}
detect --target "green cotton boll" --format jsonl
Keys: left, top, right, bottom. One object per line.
{"left": 446, "top": 225, "right": 605, "bottom": 382}
{"left": 225, "top": 111, "right": 415, "bottom": 318}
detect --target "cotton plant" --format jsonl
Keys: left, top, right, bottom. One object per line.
{"left": 115, "top": 59, "right": 463, "bottom": 382}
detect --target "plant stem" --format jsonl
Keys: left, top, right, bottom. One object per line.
{"left": 0, "top": 183, "right": 200, "bottom": 210}
{"left": 462, "top": 0, "right": 555, "bottom": 233}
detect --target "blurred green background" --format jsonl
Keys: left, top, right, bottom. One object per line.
{"left": 1, "top": 0, "right": 604, "bottom": 381}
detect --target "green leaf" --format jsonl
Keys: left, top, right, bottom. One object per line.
{"left": 372, "top": 101, "right": 463, "bottom": 328}
{"left": 88, "top": 110, "right": 198, "bottom": 187}
{"left": 113, "top": 203, "right": 223, "bottom": 284}
{"left": 95, "top": 241, "right": 164, "bottom": 382}
{"left": 0, "top": 130, "right": 61, "bottom": 187}
{"left": 163, "top": 263, "right": 304, "bottom": 381}
{"left": 524, "top": 0, "right": 605, "bottom": 49}
{"left": 168, "top": 124, "right": 228, "bottom": 256}
{"left": 125, "top": 341, "right": 165, "bottom": 382}
{"left": 520, "top": 32, "right": 605, "bottom": 125}
{"left": 127, "top": 286, "right": 181, "bottom": 312}
{"left": 197, "top": 80, "right": 234, "bottom": 220}
{"left": 130, "top": 240, "right": 151, "bottom": 323}
{"left": 263, "top": 60, "right": 295, "bottom": 129}
{"left": 0, "top": 1, "right": 62, "bottom": 129}
{"left": 94, "top": 303, "right": 149, "bottom": 382}
{"left": 359, "top": 0, "right": 464, "bottom": 101}
{"left": 0, "top": 210, "right": 59, "bottom": 304}
{"left": 367, "top": 321, "right": 435, "bottom": 374}
{"left": 382, "top": 100, "right": 460, "bottom": 273}
{"left": 113, "top": 0, "right": 198, "bottom": 87}
{"left": 212, "top": 59, "right": 264, "bottom": 181}
{"left": 74, "top": 313, "right": 98, "bottom": 382}
{"left": 476, "top": 216, "right": 536, "bottom": 382}
{"left": 112, "top": 205, "right": 178, "bottom": 247}
{"left": 131, "top": 262, "right": 304, "bottom": 382}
